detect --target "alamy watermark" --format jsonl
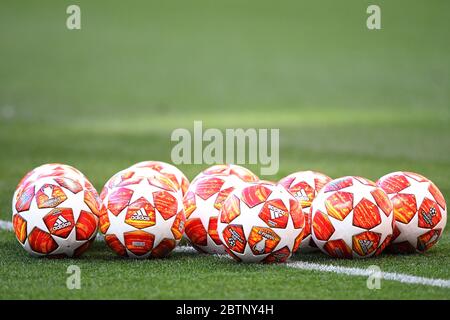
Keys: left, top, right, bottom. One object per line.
{"left": 366, "top": 265, "right": 382, "bottom": 289}
{"left": 64, "top": 5, "right": 381, "bottom": 31}
{"left": 66, "top": 5, "right": 81, "bottom": 30}
{"left": 66, "top": 265, "right": 81, "bottom": 290}
{"left": 171, "top": 121, "right": 279, "bottom": 176}
{"left": 367, "top": 5, "right": 381, "bottom": 30}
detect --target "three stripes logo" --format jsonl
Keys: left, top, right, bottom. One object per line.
{"left": 268, "top": 204, "right": 287, "bottom": 220}
{"left": 359, "top": 239, "right": 374, "bottom": 255}
{"left": 52, "top": 215, "right": 71, "bottom": 231}
{"left": 130, "top": 208, "right": 150, "bottom": 221}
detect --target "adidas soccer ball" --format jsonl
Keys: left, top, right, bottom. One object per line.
{"left": 279, "top": 171, "right": 332, "bottom": 252}
{"left": 130, "top": 161, "right": 190, "bottom": 197}
{"left": 12, "top": 165, "right": 100, "bottom": 257}
{"left": 376, "top": 171, "right": 447, "bottom": 253}
{"left": 217, "top": 182, "right": 305, "bottom": 262}
{"left": 183, "top": 164, "right": 259, "bottom": 254}
{"left": 99, "top": 171, "right": 185, "bottom": 258}
{"left": 310, "top": 176, "right": 394, "bottom": 258}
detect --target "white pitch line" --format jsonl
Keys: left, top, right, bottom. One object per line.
{"left": 1, "top": 219, "right": 448, "bottom": 288}
{"left": 174, "top": 245, "right": 197, "bottom": 253}
{"left": 0, "top": 220, "right": 13, "bottom": 231}
{"left": 287, "top": 261, "right": 450, "bottom": 288}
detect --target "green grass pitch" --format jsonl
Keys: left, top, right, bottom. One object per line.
{"left": 0, "top": 0, "right": 449, "bottom": 299}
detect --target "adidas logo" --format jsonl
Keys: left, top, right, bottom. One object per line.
{"left": 268, "top": 204, "right": 286, "bottom": 220}
{"left": 294, "top": 189, "right": 309, "bottom": 202}
{"left": 359, "top": 239, "right": 373, "bottom": 254}
{"left": 52, "top": 215, "right": 71, "bottom": 231}
{"left": 130, "top": 208, "right": 150, "bottom": 221}
{"left": 421, "top": 207, "right": 436, "bottom": 226}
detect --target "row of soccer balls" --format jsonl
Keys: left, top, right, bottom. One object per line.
{"left": 12, "top": 162, "right": 447, "bottom": 262}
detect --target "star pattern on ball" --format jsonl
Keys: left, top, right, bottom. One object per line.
{"left": 339, "top": 182, "right": 378, "bottom": 208}
{"left": 143, "top": 208, "right": 179, "bottom": 249}
{"left": 104, "top": 204, "right": 137, "bottom": 246}
{"left": 328, "top": 212, "right": 365, "bottom": 246}
{"left": 12, "top": 168, "right": 100, "bottom": 258}
{"left": 19, "top": 178, "right": 92, "bottom": 236}
{"left": 51, "top": 227, "right": 88, "bottom": 256}
{"left": 399, "top": 176, "right": 434, "bottom": 209}
{"left": 218, "top": 185, "right": 301, "bottom": 262}
{"left": 101, "top": 173, "right": 183, "bottom": 258}
{"left": 311, "top": 177, "right": 395, "bottom": 258}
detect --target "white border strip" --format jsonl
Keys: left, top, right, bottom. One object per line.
{"left": 1, "top": 219, "right": 448, "bottom": 288}
{"left": 287, "top": 261, "right": 450, "bottom": 288}
{"left": 0, "top": 220, "right": 13, "bottom": 231}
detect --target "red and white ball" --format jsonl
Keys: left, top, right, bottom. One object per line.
{"left": 183, "top": 164, "right": 259, "bottom": 254}
{"left": 311, "top": 176, "right": 394, "bottom": 258}
{"left": 217, "top": 182, "right": 305, "bottom": 263}
{"left": 12, "top": 164, "right": 100, "bottom": 257}
{"left": 279, "top": 170, "right": 332, "bottom": 252}
{"left": 99, "top": 171, "right": 185, "bottom": 258}
{"left": 377, "top": 171, "right": 447, "bottom": 253}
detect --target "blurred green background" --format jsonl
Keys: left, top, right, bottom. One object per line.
{"left": 1, "top": 0, "right": 449, "bottom": 221}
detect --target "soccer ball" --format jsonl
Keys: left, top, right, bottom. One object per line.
{"left": 12, "top": 165, "right": 100, "bottom": 257}
{"left": 217, "top": 182, "right": 305, "bottom": 262}
{"left": 130, "top": 161, "right": 190, "bottom": 197}
{"left": 190, "top": 164, "right": 259, "bottom": 185}
{"left": 183, "top": 164, "right": 259, "bottom": 254}
{"left": 310, "top": 176, "right": 394, "bottom": 258}
{"left": 376, "top": 171, "right": 447, "bottom": 253}
{"left": 99, "top": 171, "right": 185, "bottom": 258}
{"left": 279, "top": 171, "right": 332, "bottom": 252}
